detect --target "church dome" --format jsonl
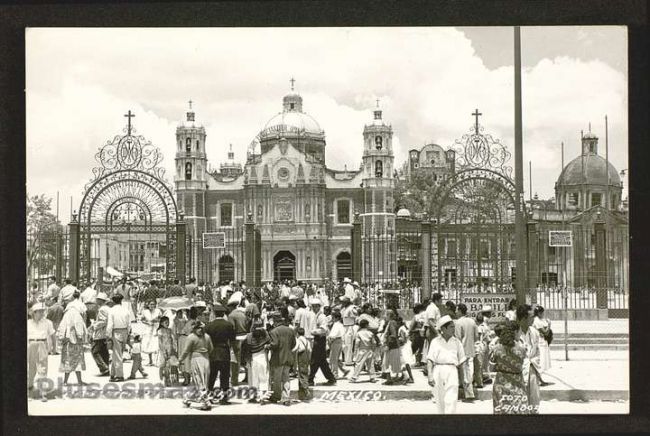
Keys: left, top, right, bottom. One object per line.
{"left": 263, "top": 110, "right": 323, "bottom": 136}
{"left": 557, "top": 154, "right": 621, "bottom": 187}
{"left": 396, "top": 208, "right": 411, "bottom": 218}
{"left": 260, "top": 91, "right": 324, "bottom": 138}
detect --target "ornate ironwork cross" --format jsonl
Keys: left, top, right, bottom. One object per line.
{"left": 376, "top": 98, "right": 380, "bottom": 108}
{"left": 188, "top": 99, "right": 193, "bottom": 110}
{"left": 124, "top": 110, "right": 135, "bottom": 135}
{"left": 472, "top": 108, "right": 482, "bottom": 134}
{"left": 290, "top": 77, "right": 295, "bottom": 91}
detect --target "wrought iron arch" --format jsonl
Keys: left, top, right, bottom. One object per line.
{"left": 73, "top": 115, "right": 183, "bottom": 284}
{"left": 431, "top": 116, "right": 525, "bottom": 295}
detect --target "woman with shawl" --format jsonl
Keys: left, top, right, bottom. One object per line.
{"left": 489, "top": 320, "right": 528, "bottom": 414}
{"left": 241, "top": 319, "right": 271, "bottom": 402}
{"left": 57, "top": 301, "right": 88, "bottom": 385}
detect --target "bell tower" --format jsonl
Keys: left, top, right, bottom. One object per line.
{"left": 361, "top": 99, "right": 396, "bottom": 241}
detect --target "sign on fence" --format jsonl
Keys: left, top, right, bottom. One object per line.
{"left": 459, "top": 293, "right": 515, "bottom": 320}
{"left": 202, "top": 232, "right": 226, "bottom": 249}
{"left": 549, "top": 230, "right": 573, "bottom": 247}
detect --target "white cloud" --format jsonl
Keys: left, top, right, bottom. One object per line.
{"left": 26, "top": 27, "right": 627, "bottom": 216}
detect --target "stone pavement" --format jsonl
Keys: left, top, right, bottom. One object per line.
{"left": 31, "top": 347, "right": 628, "bottom": 409}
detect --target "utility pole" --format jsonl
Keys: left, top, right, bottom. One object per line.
{"left": 514, "top": 26, "right": 527, "bottom": 304}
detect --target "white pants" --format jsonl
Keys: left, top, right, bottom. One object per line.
{"left": 343, "top": 326, "right": 354, "bottom": 364}
{"left": 432, "top": 365, "right": 459, "bottom": 414}
{"left": 461, "top": 358, "right": 475, "bottom": 399}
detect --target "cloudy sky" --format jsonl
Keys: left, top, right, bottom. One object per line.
{"left": 26, "top": 26, "right": 628, "bottom": 220}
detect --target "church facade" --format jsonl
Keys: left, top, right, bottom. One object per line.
{"left": 174, "top": 89, "right": 395, "bottom": 284}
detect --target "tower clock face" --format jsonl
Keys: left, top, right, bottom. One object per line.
{"left": 278, "top": 167, "right": 290, "bottom": 181}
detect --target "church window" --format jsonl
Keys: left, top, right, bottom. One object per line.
{"left": 290, "top": 103, "right": 295, "bottom": 110}
{"left": 196, "top": 140, "right": 200, "bottom": 150}
{"left": 591, "top": 193, "right": 602, "bottom": 207}
{"left": 375, "top": 136, "right": 383, "bottom": 150}
{"left": 568, "top": 192, "right": 579, "bottom": 206}
{"left": 220, "top": 203, "right": 233, "bottom": 227}
{"left": 375, "top": 160, "right": 383, "bottom": 178}
{"left": 186, "top": 138, "right": 191, "bottom": 152}
{"left": 337, "top": 199, "right": 350, "bottom": 224}
{"left": 317, "top": 203, "right": 322, "bottom": 220}
{"left": 257, "top": 204, "right": 263, "bottom": 221}
{"left": 185, "top": 163, "right": 192, "bottom": 180}
{"left": 305, "top": 203, "right": 311, "bottom": 221}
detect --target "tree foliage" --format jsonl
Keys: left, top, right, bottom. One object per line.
{"left": 393, "top": 161, "right": 444, "bottom": 217}
{"left": 26, "top": 193, "right": 59, "bottom": 277}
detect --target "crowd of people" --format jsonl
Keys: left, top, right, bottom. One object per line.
{"left": 27, "top": 276, "right": 554, "bottom": 414}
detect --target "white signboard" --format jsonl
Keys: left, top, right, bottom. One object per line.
{"left": 459, "top": 293, "right": 515, "bottom": 320}
{"left": 202, "top": 232, "right": 226, "bottom": 249}
{"left": 549, "top": 230, "right": 573, "bottom": 247}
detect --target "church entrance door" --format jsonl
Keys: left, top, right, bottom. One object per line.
{"left": 274, "top": 250, "right": 296, "bottom": 282}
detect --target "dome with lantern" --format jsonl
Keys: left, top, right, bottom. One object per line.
{"left": 555, "top": 128, "right": 623, "bottom": 211}
{"left": 251, "top": 80, "right": 327, "bottom": 163}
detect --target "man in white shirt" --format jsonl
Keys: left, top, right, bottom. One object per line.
{"left": 327, "top": 311, "right": 348, "bottom": 379}
{"left": 106, "top": 293, "right": 132, "bottom": 381}
{"left": 454, "top": 303, "right": 478, "bottom": 401}
{"left": 422, "top": 293, "right": 443, "bottom": 365}
{"left": 427, "top": 315, "right": 466, "bottom": 414}
{"left": 343, "top": 278, "right": 355, "bottom": 300}
{"left": 340, "top": 297, "right": 358, "bottom": 365}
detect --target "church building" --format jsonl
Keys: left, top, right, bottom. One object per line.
{"left": 175, "top": 85, "right": 395, "bottom": 284}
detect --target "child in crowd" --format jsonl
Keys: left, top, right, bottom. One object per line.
{"left": 349, "top": 319, "right": 379, "bottom": 383}
{"left": 128, "top": 334, "right": 148, "bottom": 379}
{"left": 293, "top": 327, "right": 312, "bottom": 400}
{"left": 397, "top": 317, "right": 415, "bottom": 384}
{"left": 157, "top": 316, "right": 177, "bottom": 387}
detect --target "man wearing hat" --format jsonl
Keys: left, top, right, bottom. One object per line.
{"left": 426, "top": 315, "right": 467, "bottom": 414}
{"left": 343, "top": 278, "right": 355, "bottom": 300}
{"left": 106, "top": 293, "right": 132, "bottom": 381}
{"left": 89, "top": 292, "right": 111, "bottom": 376}
{"left": 27, "top": 303, "right": 55, "bottom": 400}
{"left": 205, "top": 303, "right": 236, "bottom": 402}
{"left": 307, "top": 297, "right": 337, "bottom": 386}
{"left": 266, "top": 312, "right": 296, "bottom": 405}
{"left": 340, "top": 296, "right": 357, "bottom": 365}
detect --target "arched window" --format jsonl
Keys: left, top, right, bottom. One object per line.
{"left": 185, "top": 162, "right": 192, "bottom": 180}
{"left": 257, "top": 204, "right": 263, "bottom": 221}
{"left": 305, "top": 203, "right": 311, "bottom": 221}
{"left": 196, "top": 139, "right": 200, "bottom": 150}
{"left": 375, "top": 135, "right": 383, "bottom": 150}
{"left": 375, "top": 160, "right": 383, "bottom": 178}
{"left": 185, "top": 138, "right": 191, "bottom": 152}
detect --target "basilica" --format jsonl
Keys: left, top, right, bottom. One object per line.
{"left": 175, "top": 87, "right": 395, "bottom": 284}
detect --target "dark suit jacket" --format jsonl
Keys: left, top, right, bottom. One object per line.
{"left": 268, "top": 324, "right": 296, "bottom": 366}
{"left": 205, "top": 318, "right": 235, "bottom": 361}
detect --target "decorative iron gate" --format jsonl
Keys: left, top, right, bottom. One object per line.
{"left": 72, "top": 112, "right": 184, "bottom": 284}
{"left": 431, "top": 113, "right": 523, "bottom": 299}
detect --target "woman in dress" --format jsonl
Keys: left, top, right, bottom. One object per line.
{"left": 489, "top": 321, "right": 528, "bottom": 414}
{"left": 140, "top": 300, "right": 161, "bottom": 366}
{"left": 57, "top": 300, "right": 88, "bottom": 385}
{"left": 533, "top": 306, "right": 552, "bottom": 377}
{"left": 241, "top": 319, "right": 271, "bottom": 402}
{"left": 157, "top": 316, "right": 176, "bottom": 386}
{"left": 397, "top": 317, "right": 415, "bottom": 384}
{"left": 178, "top": 307, "right": 199, "bottom": 385}
{"left": 382, "top": 309, "right": 401, "bottom": 385}
{"left": 178, "top": 322, "right": 213, "bottom": 400}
